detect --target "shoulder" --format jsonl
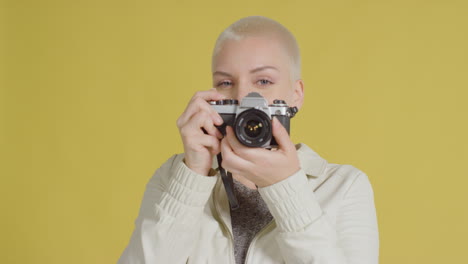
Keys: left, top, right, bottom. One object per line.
{"left": 322, "top": 163, "right": 374, "bottom": 197}
{"left": 296, "top": 143, "right": 374, "bottom": 198}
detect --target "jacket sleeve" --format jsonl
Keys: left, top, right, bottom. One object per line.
{"left": 117, "top": 154, "right": 218, "bottom": 264}
{"left": 258, "top": 168, "right": 379, "bottom": 264}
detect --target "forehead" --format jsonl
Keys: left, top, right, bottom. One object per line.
{"left": 212, "top": 36, "right": 291, "bottom": 73}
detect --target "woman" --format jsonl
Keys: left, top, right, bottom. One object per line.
{"left": 118, "top": 16, "right": 379, "bottom": 264}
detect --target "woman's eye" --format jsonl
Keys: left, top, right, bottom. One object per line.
{"left": 217, "top": 81, "right": 233, "bottom": 87}
{"left": 257, "top": 79, "right": 273, "bottom": 85}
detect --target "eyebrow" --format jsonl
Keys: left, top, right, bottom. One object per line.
{"left": 213, "top": 66, "right": 279, "bottom": 77}
{"left": 212, "top": 71, "right": 233, "bottom": 77}
{"left": 249, "top": 66, "right": 279, "bottom": 74}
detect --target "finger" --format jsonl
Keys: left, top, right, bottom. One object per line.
{"left": 177, "top": 88, "right": 225, "bottom": 126}
{"left": 220, "top": 137, "right": 253, "bottom": 174}
{"left": 185, "top": 111, "right": 222, "bottom": 139}
{"left": 190, "top": 88, "right": 226, "bottom": 102}
{"left": 225, "top": 125, "right": 270, "bottom": 158}
{"left": 272, "top": 117, "right": 295, "bottom": 152}
{"left": 178, "top": 97, "right": 224, "bottom": 128}
{"left": 188, "top": 134, "right": 220, "bottom": 154}
{"left": 225, "top": 126, "right": 241, "bottom": 149}
{"left": 192, "top": 88, "right": 226, "bottom": 124}
{"left": 225, "top": 126, "right": 252, "bottom": 155}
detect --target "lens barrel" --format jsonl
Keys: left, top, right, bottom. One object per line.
{"left": 234, "top": 109, "right": 272, "bottom": 147}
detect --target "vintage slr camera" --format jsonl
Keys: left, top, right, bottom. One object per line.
{"left": 210, "top": 92, "right": 298, "bottom": 148}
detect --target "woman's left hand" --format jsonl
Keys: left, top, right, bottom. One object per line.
{"left": 220, "top": 117, "right": 301, "bottom": 188}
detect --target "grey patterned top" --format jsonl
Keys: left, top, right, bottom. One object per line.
{"left": 230, "top": 178, "right": 273, "bottom": 264}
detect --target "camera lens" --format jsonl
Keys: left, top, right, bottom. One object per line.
{"left": 234, "top": 109, "right": 271, "bottom": 147}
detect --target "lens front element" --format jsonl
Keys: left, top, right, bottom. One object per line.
{"left": 244, "top": 120, "right": 263, "bottom": 138}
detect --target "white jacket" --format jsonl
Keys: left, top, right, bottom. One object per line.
{"left": 118, "top": 143, "right": 379, "bottom": 264}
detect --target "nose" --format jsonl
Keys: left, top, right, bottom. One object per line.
{"left": 233, "top": 81, "right": 259, "bottom": 101}
{"left": 234, "top": 90, "right": 248, "bottom": 101}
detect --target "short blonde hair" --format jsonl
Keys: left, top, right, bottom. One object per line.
{"left": 211, "top": 16, "right": 301, "bottom": 80}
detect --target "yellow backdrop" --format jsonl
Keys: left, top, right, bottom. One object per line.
{"left": 1, "top": 0, "right": 467, "bottom": 263}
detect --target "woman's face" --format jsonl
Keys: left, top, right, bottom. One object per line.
{"left": 212, "top": 36, "right": 303, "bottom": 108}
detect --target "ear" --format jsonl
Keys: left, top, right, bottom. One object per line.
{"left": 292, "top": 79, "right": 304, "bottom": 110}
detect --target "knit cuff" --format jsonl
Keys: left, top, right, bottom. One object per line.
{"left": 158, "top": 159, "right": 218, "bottom": 220}
{"left": 258, "top": 169, "right": 322, "bottom": 232}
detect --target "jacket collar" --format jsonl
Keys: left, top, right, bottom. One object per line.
{"left": 295, "top": 143, "right": 328, "bottom": 178}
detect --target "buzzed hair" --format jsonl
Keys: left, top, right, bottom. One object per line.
{"left": 211, "top": 16, "right": 301, "bottom": 80}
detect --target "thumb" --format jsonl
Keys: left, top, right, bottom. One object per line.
{"left": 272, "top": 117, "right": 294, "bottom": 152}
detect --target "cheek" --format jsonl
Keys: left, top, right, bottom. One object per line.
{"left": 268, "top": 88, "right": 293, "bottom": 104}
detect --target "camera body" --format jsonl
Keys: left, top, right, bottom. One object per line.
{"left": 210, "top": 92, "right": 298, "bottom": 148}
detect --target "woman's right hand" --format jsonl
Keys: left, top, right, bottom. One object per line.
{"left": 176, "top": 88, "right": 226, "bottom": 176}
